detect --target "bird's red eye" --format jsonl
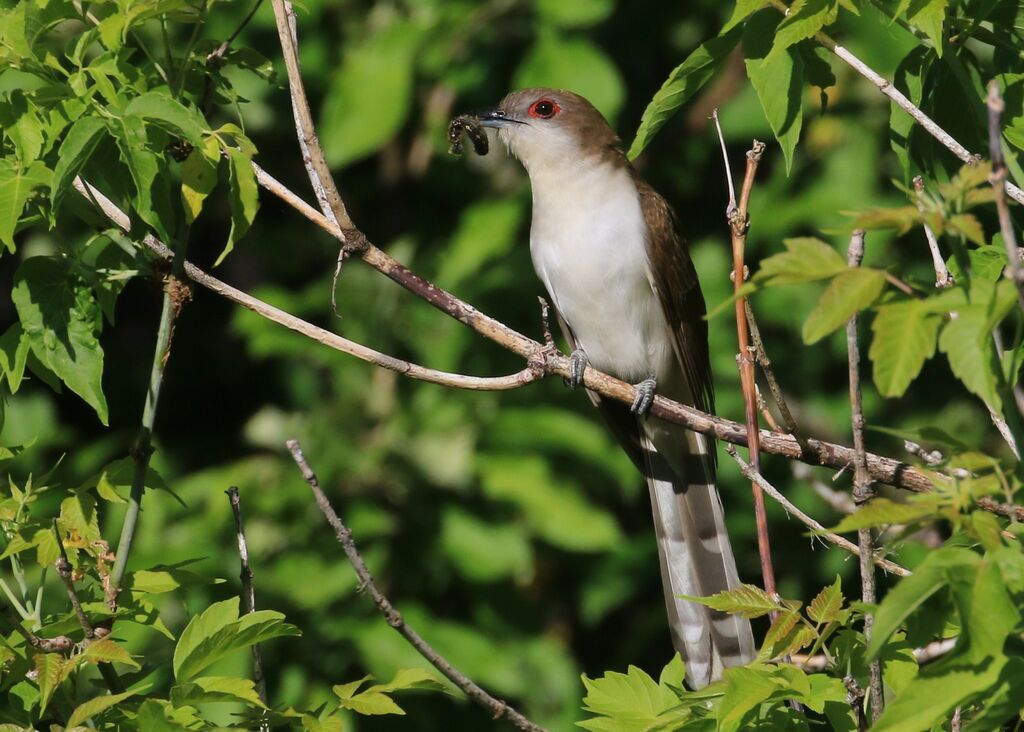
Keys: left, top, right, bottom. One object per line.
{"left": 528, "top": 98, "right": 560, "bottom": 119}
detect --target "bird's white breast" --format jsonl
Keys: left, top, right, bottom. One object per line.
{"left": 527, "top": 158, "right": 672, "bottom": 383}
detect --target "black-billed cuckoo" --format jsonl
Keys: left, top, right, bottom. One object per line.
{"left": 477, "top": 88, "right": 755, "bottom": 687}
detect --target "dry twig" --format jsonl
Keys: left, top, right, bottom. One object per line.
{"left": 226, "top": 487, "right": 268, "bottom": 709}
{"left": 845, "top": 230, "right": 884, "bottom": 721}
{"left": 286, "top": 440, "right": 545, "bottom": 732}
{"left": 911, "top": 176, "right": 953, "bottom": 288}
{"left": 987, "top": 80, "right": 1024, "bottom": 309}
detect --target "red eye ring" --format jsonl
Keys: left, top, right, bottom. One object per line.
{"left": 528, "top": 98, "right": 560, "bottom": 119}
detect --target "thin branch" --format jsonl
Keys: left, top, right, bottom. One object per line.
{"left": 987, "top": 80, "right": 1024, "bottom": 310}
{"left": 794, "top": 636, "right": 955, "bottom": 672}
{"left": 976, "top": 496, "right": 1024, "bottom": 522}
{"left": 792, "top": 463, "right": 857, "bottom": 515}
{"left": 270, "top": 0, "right": 353, "bottom": 234}
{"left": 711, "top": 109, "right": 736, "bottom": 206}
{"left": 721, "top": 129, "right": 778, "bottom": 598}
{"left": 845, "top": 230, "right": 884, "bottom": 722}
{"left": 72, "top": 174, "right": 939, "bottom": 493}
{"left": 726, "top": 446, "right": 910, "bottom": 577}
{"left": 226, "top": 487, "right": 268, "bottom": 710}
{"left": 745, "top": 302, "right": 802, "bottom": 439}
{"left": 0, "top": 604, "right": 73, "bottom": 654}
{"left": 912, "top": 176, "right": 953, "bottom": 288}
{"left": 286, "top": 440, "right": 546, "bottom": 732}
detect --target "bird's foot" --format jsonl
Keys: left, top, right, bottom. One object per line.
{"left": 631, "top": 377, "right": 658, "bottom": 415}
{"left": 564, "top": 349, "right": 589, "bottom": 389}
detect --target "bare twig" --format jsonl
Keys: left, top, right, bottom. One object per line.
{"left": 0, "top": 605, "right": 73, "bottom": 654}
{"left": 845, "top": 230, "right": 884, "bottom": 722}
{"left": 844, "top": 675, "right": 868, "bottom": 732}
{"left": 721, "top": 131, "right": 778, "bottom": 598}
{"left": 792, "top": 463, "right": 857, "bottom": 515}
{"left": 226, "top": 487, "right": 267, "bottom": 710}
{"left": 72, "top": 174, "right": 939, "bottom": 493}
{"left": 745, "top": 302, "right": 802, "bottom": 439}
{"left": 286, "top": 440, "right": 546, "bottom": 732}
{"left": 794, "top": 636, "right": 955, "bottom": 672}
{"left": 726, "top": 446, "right": 910, "bottom": 577}
{"left": 987, "top": 80, "right": 1024, "bottom": 310}
{"left": 976, "top": 496, "right": 1024, "bottom": 522}
{"left": 912, "top": 177, "right": 953, "bottom": 288}
{"left": 756, "top": 386, "right": 783, "bottom": 433}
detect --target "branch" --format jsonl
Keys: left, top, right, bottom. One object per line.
{"left": 987, "top": 80, "right": 1024, "bottom": 310}
{"left": 845, "top": 230, "right": 884, "bottom": 722}
{"left": 911, "top": 177, "right": 953, "bottom": 288}
{"left": 720, "top": 129, "right": 778, "bottom": 597}
{"left": 976, "top": 496, "right": 1024, "bottom": 522}
{"left": 0, "top": 604, "right": 73, "bottom": 654}
{"left": 226, "top": 487, "right": 268, "bottom": 710}
{"left": 745, "top": 302, "right": 803, "bottom": 440}
{"left": 53, "top": 522, "right": 93, "bottom": 641}
{"left": 726, "top": 446, "right": 910, "bottom": 577}
{"left": 286, "top": 440, "right": 546, "bottom": 732}
{"left": 72, "top": 174, "right": 939, "bottom": 493}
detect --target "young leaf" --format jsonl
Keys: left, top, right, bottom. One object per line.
{"left": 828, "top": 497, "right": 938, "bottom": 532}
{"left": 180, "top": 137, "right": 220, "bottom": 226}
{"left": 808, "top": 576, "right": 844, "bottom": 624}
{"left": 11, "top": 257, "right": 108, "bottom": 423}
{"left": 219, "top": 148, "right": 260, "bottom": 266}
{"left": 0, "top": 324, "right": 30, "bottom": 393}
{"left": 754, "top": 237, "right": 847, "bottom": 286}
{"left": 35, "top": 652, "right": 72, "bottom": 714}
{"left": 114, "top": 114, "right": 171, "bottom": 243}
{"left": 0, "top": 159, "right": 50, "bottom": 252}
{"left": 66, "top": 690, "right": 135, "bottom": 728}
{"left": 802, "top": 267, "right": 886, "bottom": 343}
{"left": 869, "top": 300, "right": 941, "bottom": 397}
{"left": 901, "top": 0, "right": 949, "bottom": 53}
{"left": 627, "top": 26, "right": 743, "bottom": 159}
{"left": 124, "top": 91, "right": 206, "bottom": 147}
{"left": 81, "top": 638, "right": 140, "bottom": 668}
{"left": 939, "top": 310, "right": 1003, "bottom": 413}
{"left": 680, "top": 583, "right": 785, "bottom": 619}
{"left": 758, "top": 609, "right": 804, "bottom": 660}
{"left": 171, "top": 676, "right": 268, "bottom": 708}
{"left": 333, "top": 669, "right": 439, "bottom": 716}
{"left": 580, "top": 662, "right": 681, "bottom": 730}
{"left": 744, "top": 10, "right": 805, "bottom": 173}
{"left": 767, "top": 0, "right": 839, "bottom": 60}
{"left": 51, "top": 115, "right": 107, "bottom": 214}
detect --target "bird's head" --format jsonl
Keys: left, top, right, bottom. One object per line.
{"left": 476, "top": 88, "right": 621, "bottom": 172}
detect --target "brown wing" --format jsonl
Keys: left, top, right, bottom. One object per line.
{"left": 633, "top": 173, "right": 717, "bottom": 471}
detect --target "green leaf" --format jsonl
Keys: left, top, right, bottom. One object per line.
{"left": 828, "top": 497, "right": 938, "bottom": 532}
{"left": 768, "top": 0, "right": 839, "bottom": 60}
{"left": 11, "top": 257, "right": 108, "bottom": 423}
{"left": 514, "top": 32, "right": 625, "bottom": 122}
{"left": 939, "top": 310, "right": 1003, "bottom": 413}
{"left": 173, "top": 597, "right": 300, "bottom": 682}
{"left": 744, "top": 10, "right": 805, "bottom": 173}
{"left": 802, "top": 268, "right": 886, "bottom": 343}
{"left": 219, "top": 148, "right": 259, "bottom": 265}
{"left": 171, "top": 676, "right": 268, "bottom": 708}
{"left": 124, "top": 91, "right": 206, "bottom": 147}
{"left": 127, "top": 563, "right": 222, "bottom": 595}
{"left": 0, "top": 159, "right": 49, "bottom": 252}
{"left": 333, "top": 668, "right": 440, "bottom": 716}
{"left": 82, "top": 638, "right": 140, "bottom": 668}
{"left": 0, "top": 323, "right": 30, "bottom": 393}
{"left": 51, "top": 115, "right": 107, "bottom": 214}
{"left": 808, "top": 576, "right": 844, "bottom": 623}
{"left": 115, "top": 114, "right": 170, "bottom": 243}
{"left": 66, "top": 690, "right": 135, "bottom": 728}
{"left": 902, "top": 0, "right": 948, "bottom": 52}
{"left": 320, "top": 22, "right": 421, "bottom": 167}
{"left": 437, "top": 199, "right": 524, "bottom": 289}
{"left": 723, "top": 0, "right": 771, "bottom": 32}
{"left": 180, "top": 137, "right": 220, "bottom": 226}
{"left": 680, "top": 583, "right": 786, "bottom": 619}
{"left": 35, "top": 652, "right": 71, "bottom": 714}
{"left": 867, "top": 546, "right": 979, "bottom": 658}
{"left": 869, "top": 300, "right": 941, "bottom": 397}
{"left": 890, "top": 47, "right": 931, "bottom": 180}
{"left": 628, "top": 26, "right": 743, "bottom": 159}
{"left": 754, "top": 237, "right": 847, "bottom": 286}
{"left": 580, "top": 660, "right": 682, "bottom": 731}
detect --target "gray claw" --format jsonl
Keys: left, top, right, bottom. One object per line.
{"left": 565, "top": 349, "right": 588, "bottom": 389}
{"left": 631, "top": 377, "right": 657, "bottom": 415}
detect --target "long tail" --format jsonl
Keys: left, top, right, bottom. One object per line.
{"left": 641, "top": 425, "right": 755, "bottom": 688}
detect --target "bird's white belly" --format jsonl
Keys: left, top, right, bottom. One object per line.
{"left": 528, "top": 165, "right": 672, "bottom": 383}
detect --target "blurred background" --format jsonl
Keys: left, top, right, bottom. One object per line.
{"left": 0, "top": 0, "right": 1012, "bottom": 727}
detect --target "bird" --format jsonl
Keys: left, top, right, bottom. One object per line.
{"left": 476, "top": 88, "right": 755, "bottom": 688}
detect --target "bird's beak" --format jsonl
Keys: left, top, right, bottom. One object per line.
{"left": 474, "top": 108, "right": 524, "bottom": 128}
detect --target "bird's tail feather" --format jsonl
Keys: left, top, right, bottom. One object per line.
{"left": 641, "top": 427, "right": 755, "bottom": 688}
